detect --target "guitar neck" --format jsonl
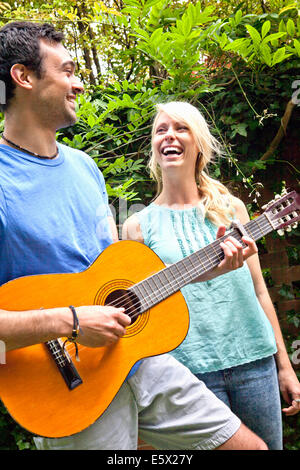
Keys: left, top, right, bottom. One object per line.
{"left": 131, "top": 213, "right": 274, "bottom": 312}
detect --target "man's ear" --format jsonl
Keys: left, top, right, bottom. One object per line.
{"left": 10, "top": 64, "right": 34, "bottom": 90}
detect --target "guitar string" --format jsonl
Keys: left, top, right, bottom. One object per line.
{"left": 63, "top": 217, "right": 274, "bottom": 358}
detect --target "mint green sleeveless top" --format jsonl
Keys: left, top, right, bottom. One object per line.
{"left": 136, "top": 203, "right": 277, "bottom": 373}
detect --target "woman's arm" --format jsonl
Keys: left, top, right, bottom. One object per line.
{"left": 233, "top": 197, "right": 300, "bottom": 416}
{"left": 122, "top": 215, "right": 259, "bottom": 285}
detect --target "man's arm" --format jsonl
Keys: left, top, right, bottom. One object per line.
{"left": 0, "top": 216, "right": 130, "bottom": 352}
{"left": 0, "top": 305, "right": 131, "bottom": 352}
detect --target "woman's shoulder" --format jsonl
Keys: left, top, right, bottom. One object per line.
{"left": 122, "top": 204, "right": 158, "bottom": 242}
{"left": 122, "top": 213, "right": 144, "bottom": 242}
{"left": 230, "top": 195, "right": 250, "bottom": 223}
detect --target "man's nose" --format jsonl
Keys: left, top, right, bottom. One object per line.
{"left": 72, "top": 77, "right": 84, "bottom": 95}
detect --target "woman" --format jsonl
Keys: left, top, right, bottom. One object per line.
{"left": 122, "top": 101, "right": 300, "bottom": 450}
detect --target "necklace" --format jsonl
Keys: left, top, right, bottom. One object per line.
{"left": 2, "top": 135, "right": 58, "bottom": 160}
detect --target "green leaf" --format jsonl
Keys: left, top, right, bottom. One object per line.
{"left": 279, "top": 3, "right": 298, "bottom": 15}
{"left": 122, "top": 6, "right": 141, "bottom": 18}
{"left": 262, "top": 32, "right": 286, "bottom": 44}
{"left": 279, "top": 19, "right": 286, "bottom": 33}
{"left": 271, "top": 46, "right": 287, "bottom": 66}
{"left": 235, "top": 9, "right": 243, "bottom": 25}
{"left": 149, "top": 27, "right": 164, "bottom": 45}
{"left": 286, "top": 19, "right": 295, "bottom": 37}
{"left": 113, "top": 82, "right": 121, "bottom": 92}
{"left": 260, "top": 43, "right": 272, "bottom": 66}
{"left": 261, "top": 20, "right": 271, "bottom": 39}
{"left": 245, "top": 24, "right": 261, "bottom": 48}
{"left": 223, "top": 38, "right": 252, "bottom": 58}
{"left": 278, "top": 284, "right": 294, "bottom": 300}
{"left": 231, "top": 122, "right": 248, "bottom": 137}
{"left": 181, "top": 12, "right": 192, "bottom": 36}
{"left": 88, "top": 115, "right": 97, "bottom": 128}
{"left": 294, "top": 39, "right": 300, "bottom": 57}
{"left": 122, "top": 80, "right": 129, "bottom": 91}
{"left": 143, "top": 0, "right": 164, "bottom": 9}
{"left": 131, "top": 26, "right": 150, "bottom": 40}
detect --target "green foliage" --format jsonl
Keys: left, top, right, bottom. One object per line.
{"left": 213, "top": 9, "right": 300, "bottom": 69}
{"left": 0, "top": 402, "right": 34, "bottom": 450}
{"left": 61, "top": 80, "right": 164, "bottom": 204}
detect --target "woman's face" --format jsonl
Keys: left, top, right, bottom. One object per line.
{"left": 152, "top": 112, "right": 199, "bottom": 174}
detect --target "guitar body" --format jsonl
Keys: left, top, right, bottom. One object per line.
{"left": 0, "top": 241, "right": 189, "bottom": 438}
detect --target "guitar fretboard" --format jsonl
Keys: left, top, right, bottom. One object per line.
{"left": 129, "top": 213, "right": 274, "bottom": 313}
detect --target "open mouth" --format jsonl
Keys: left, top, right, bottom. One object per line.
{"left": 66, "top": 95, "right": 76, "bottom": 107}
{"left": 161, "top": 146, "right": 183, "bottom": 156}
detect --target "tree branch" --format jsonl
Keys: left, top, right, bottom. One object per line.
{"left": 252, "top": 99, "right": 295, "bottom": 172}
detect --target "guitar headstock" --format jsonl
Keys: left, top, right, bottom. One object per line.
{"left": 262, "top": 190, "right": 300, "bottom": 236}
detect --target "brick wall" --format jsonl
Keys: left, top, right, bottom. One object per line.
{"left": 260, "top": 232, "right": 300, "bottom": 370}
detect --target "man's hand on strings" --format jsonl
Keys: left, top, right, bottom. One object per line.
{"left": 75, "top": 306, "right": 131, "bottom": 347}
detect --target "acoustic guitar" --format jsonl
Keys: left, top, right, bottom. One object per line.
{"left": 0, "top": 190, "right": 299, "bottom": 438}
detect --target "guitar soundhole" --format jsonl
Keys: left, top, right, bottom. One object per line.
{"left": 104, "top": 289, "right": 141, "bottom": 324}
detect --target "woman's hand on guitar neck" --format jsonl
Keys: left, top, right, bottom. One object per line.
{"left": 74, "top": 305, "right": 131, "bottom": 347}
{"left": 192, "top": 225, "right": 258, "bottom": 282}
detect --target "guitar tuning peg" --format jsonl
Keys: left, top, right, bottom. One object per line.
{"left": 274, "top": 194, "right": 281, "bottom": 200}
{"left": 281, "top": 189, "right": 287, "bottom": 196}
{"left": 262, "top": 201, "right": 273, "bottom": 210}
{"left": 277, "top": 229, "right": 285, "bottom": 236}
{"left": 286, "top": 226, "right": 292, "bottom": 232}
{"left": 292, "top": 213, "right": 298, "bottom": 229}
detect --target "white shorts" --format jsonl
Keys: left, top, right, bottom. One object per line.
{"left": 34, "top": 354, "right": 241, "bottom": 450}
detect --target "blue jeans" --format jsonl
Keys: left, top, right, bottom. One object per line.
{"left": 195, "top": 356, "right": 283, "bottom": 450}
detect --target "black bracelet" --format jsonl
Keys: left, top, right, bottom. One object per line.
{"left": 69, "top": 305, "right": 80, "bottom": 340}
{"left": 63, "top": 305, "right": 81, "bottom": 361}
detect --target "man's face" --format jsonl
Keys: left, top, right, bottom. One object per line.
{"left": 31, "top": 40, "right": 84, "bottom": 130}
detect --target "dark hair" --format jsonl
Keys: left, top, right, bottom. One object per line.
{"left": 0, "top": 22, "right": 64, "bottom": 112}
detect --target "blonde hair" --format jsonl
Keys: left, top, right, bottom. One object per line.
{"left": 149, "top": 101, "right": 235, "bottom": 227}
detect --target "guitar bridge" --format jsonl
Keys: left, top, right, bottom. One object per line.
{"left": 45, "top": 339, "right": 83, "bottom": 390}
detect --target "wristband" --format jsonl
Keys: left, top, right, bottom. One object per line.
{"left": 63, "top": 305, "right": 81, "bottom": 361}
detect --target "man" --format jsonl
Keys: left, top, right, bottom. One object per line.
{"left": 0, "top": 21, "right": 267, "bottom": 450}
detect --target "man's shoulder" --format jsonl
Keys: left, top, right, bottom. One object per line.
{"left": 58, "top": 142, "right": 90, "bottom": 161}
{"left": 58, "top": 142, "right": 98, "bottom": 170}
{"left": 58, "top": 143, "right": 105, "bottom": 187}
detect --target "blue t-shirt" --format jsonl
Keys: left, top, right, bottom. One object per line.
{"left": 0, "top": 143, "right": 113, "bottom": 283}
{"left": 136, "top": 203, "right": 277, "bottom": 373}
{"left": 0, "top": 143, "right": 139, "bottom": 378}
